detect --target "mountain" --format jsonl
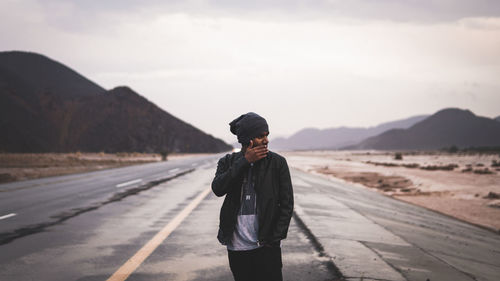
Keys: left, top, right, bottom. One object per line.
{"left": 495, "top": 116, "right": 500, "bottom": 122}
{"left": 270, "top": 115, "right": 428, "bottom": 150}
{"left": 348, "top": 108, "right": 500, "bottom": 150}
{"left": 0, "top": 51, "right": 231, "bottom": 153}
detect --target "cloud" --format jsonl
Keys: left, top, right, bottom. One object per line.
{"left": 33, "top": 0, "right": 500, "bottom": 26}
{"left": 7, "top": 0, "right": 499, "bottom": 35}
{"left": 2, "top": 0, "right": 500, "bottom": 141}
{"left": 459, "top": 17, "right": 500, "bottom": 30}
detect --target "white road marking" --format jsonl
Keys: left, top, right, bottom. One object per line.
{"left": 0, "top": 213, "right": 17, "bottom": 220}
{"left": 116, "top": 179, "right": 142, "bottom": 188}
{"left": 106, "top": 187, "right": 211, "bottom": 281}
{"left": 168, "top": 168, "right": 180, "bottom": 173}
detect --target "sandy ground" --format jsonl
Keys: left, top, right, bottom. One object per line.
{"left": 0, "top": 152, "right": 207, "bottom": 184}
{"left": 282, "top": 150, "right": 500, "bottom": 233}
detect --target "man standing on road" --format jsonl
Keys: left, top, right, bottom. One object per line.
{"left": 212, "top": 112, "right": 294, "bottom": 281}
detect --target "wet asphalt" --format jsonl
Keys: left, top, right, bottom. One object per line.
{"left": 0, "top": 155, "right": 219, "bottom": 245}
{"left": 0, "top": 157, "right": 337, "bottom": 281}
{"left": 292, "top": 168, "right": 500, "bottom": 281}
{"left": 0, "top": 154, "right": 499, "bottom": 281}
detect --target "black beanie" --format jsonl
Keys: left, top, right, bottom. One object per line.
{"left": 229, "top": 112, "right": 269, "bottom": 145}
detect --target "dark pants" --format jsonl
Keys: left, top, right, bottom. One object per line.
{"left": 227, "top": 246, "right": 283, "bottom": 281}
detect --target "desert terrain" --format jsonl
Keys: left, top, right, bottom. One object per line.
{"left": 282, "top": 150, "right": 500, "bottom": 233}
{"left": 0, "top": 152, "right": 202, "bottom": 184}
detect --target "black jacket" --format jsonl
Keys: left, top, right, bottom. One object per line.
{"left": 212, "top": 150, "right": 294, "bottom": 245}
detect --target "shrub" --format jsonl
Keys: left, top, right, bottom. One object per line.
{"left": 473, "top": 168, "right": 494, "bottom": 175}
{"left": 160, "top": 149, "right": 169, "bottom": 161}
{"left": 447, "top": 145, "right": 459, "bottom": 153}
{"left": 421, "top": 164, "right": 458, "bottom": 171}
{"left": 484, "top": 192, "right": 500, "bottom": 199}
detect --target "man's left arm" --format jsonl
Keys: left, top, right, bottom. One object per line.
{"left": 272, "top": 157, "right": 294, "bottom": 242}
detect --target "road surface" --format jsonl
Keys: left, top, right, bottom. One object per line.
{"left": 0, "top": 155, "right": 335, "bottom": 281}
{"left": 0, "top": 154, "right": 499, "bottom": 281}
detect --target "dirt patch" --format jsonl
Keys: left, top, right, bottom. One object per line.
{"left": 394, "top": 195, "right": 500, "bottom": 229}
{"left": 314, "top": 167, "right": 415, "bottom": 194}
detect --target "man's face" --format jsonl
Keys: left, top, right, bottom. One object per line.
{"left": 251, "top": 131, "right": 269, "bottom": 148}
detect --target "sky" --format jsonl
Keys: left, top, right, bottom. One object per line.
{"left": 1, "top": 0, "right": 500, "bottom": 143}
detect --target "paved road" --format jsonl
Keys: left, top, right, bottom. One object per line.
{"left": 292, "top": 168, "right": 500, "bottom": 281}
{"left": 0, "top": 156, "right": 336, "bottom": 281}
{"left": 1, "top": 155, "right": 499, "bottom": 281}
{"left": 0, "top": 155, "right": 219, "bottom": 244}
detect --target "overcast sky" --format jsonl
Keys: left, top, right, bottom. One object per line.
{"left": 1, "top": 0, "right": 500, "bottom": 143}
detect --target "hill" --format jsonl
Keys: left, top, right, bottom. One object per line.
{"left": 270, "top": 115, "right": 428, "bottom": 150}
{"left": 348, "top": 108, "right": 500, "bottom": 150}
{"left": 0, "top": 51, "right": 231, "bottom": 153}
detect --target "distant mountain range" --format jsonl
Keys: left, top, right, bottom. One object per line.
{"left": 0, "top": 51, "right": 231, "bottom": 153}
{"left": 270, "top": 108, "right": 500, "bottom": 151}
{"left": 346, "top": 108, "right": 500, "bottom": 150}
{"left": 270, "top": 115, "right": 429, "bottom": 150}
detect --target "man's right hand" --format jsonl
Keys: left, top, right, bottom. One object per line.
{"left": 244, "top": 140, "right": 268, "bottom": 163}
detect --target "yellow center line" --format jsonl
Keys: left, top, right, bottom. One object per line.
{"left": 106, "top": 187, "right": 212, "bottom": 281}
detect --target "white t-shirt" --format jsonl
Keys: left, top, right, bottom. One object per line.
{"left": 227, "top": 164, "right": 261, "bottom": 251}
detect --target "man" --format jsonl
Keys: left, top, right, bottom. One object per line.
{"left": 212, "top": 112, "right": 294, "bottom": 281}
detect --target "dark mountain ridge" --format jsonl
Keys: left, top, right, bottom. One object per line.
{"left": 348, "top": 108, "right": 500, "bottom": 150}
{"left": 0, "top": 51, "right": 104, "bottom": 100}
{"left": 0, "top": 51, "right": 231, "bottom": 153}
